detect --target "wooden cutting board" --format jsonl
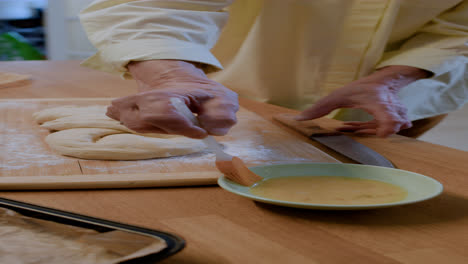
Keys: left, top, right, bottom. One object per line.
{"left": 0, "top": 72, "right": 31, "bottom": 89}
{"left": 0, "top": 98, "right": 338, "bottom": 190}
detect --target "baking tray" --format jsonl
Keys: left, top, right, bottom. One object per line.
{"left": 0, "top": 197, "right": 185, "bottom": 263}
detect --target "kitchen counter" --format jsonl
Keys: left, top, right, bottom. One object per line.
{"left": 1, "top": 61, "right": 467, "bottom": 263}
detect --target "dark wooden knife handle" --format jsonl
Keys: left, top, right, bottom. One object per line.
{"left": 273, "top": 114, "right": 341, "bottom": 137}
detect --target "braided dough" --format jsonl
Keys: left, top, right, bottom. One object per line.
{"left": 34, "top": 106, "right": 206, "bottom": 160}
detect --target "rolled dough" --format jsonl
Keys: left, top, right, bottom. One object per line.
{"left": 34, "top": 106, "right": 206, "bottom": 160}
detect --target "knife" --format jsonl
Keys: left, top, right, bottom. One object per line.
{"left": 273, "top": 114, "right": 395, "bottom": 168}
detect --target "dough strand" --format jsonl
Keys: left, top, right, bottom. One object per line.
{"left": 34, "top": 106, "right": 206, "bottom": 160}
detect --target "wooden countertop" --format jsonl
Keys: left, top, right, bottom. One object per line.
{"left": 1, "top": 61, "right": 468, "bottom": 263}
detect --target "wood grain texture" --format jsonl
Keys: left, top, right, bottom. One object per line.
{"left": 0, "top": 61, "right": 467, "bottom": 264}
{"left": 0, "top": 61, "right": 137, "bottom": 98}
{"left": 0, "top": 171, "right": 220, "bottom": 190}
{"left": 0, "top": 98, "right": 337, "bottom": 184}
{"left": 0, "top": 71, "right": 31, "bottom": 89}
{"left": 274, "top": 113, "right": 340, "bottom": 136}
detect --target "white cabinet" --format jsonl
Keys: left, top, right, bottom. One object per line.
{"left": 45, "top": 0, "right": 96, "bottom": 60}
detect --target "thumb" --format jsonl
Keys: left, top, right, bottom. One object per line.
{"left": 295, "top": 95, "right": 342, "bottom": 121}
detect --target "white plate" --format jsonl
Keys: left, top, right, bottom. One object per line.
{"left": 217, "top": 163, "right": 443, "bottom": 210}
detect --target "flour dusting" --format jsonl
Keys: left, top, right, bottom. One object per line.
{"left": 1, "top": 101, "right": 332, "bottom": 175}
{"left": 0, "top": 126, "right": 67, "bottom": 170}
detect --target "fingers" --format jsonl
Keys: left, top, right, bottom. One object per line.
{"left": 106, "top": 105, "right": 120, "bottom": 120}
{"left": 197, "top": 96, "right": 239, "bottom": 136}
{"left": 118, "top": 112, "right": 168, "bottom": 135}
{"left": 337, "top": 120, "right": 378, "bottom": 134}
{"left": 397, "top": 106, "right": 413, "bottom": 130}
{"left": 295, "top": 93, "right": 343, "bottom": 121}
{"left": 108, "top": 96, "right": 208, "bottom": 139}
{"left": 338, "top": 109, "right": 412, "bottom": 137}
{"left": 370, "top": 103, "right": 411, "bottom": 137}
{"left": 106, "top": 87, "right": 239, "bottom": 139}
{"left": 296, "top": 99, "right": 410, "bottom": 137}
{"left": 137, "top": 102, "right": 208, "bottom": 139}
{"left": 338, "top": 121, "right": 378, "bottom": 135}
{"left": 300, "top": 82, "right": 413, "bottom": 137}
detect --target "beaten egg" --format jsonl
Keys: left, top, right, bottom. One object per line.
{"left": 249, "top": 176, "right": 407, "bottom": 205}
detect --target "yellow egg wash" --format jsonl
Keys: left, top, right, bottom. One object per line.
{"left": 249, "top": 176, "right": 407, "bottom": 205}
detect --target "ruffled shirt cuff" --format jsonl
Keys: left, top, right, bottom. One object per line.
{"left": 80, "top": 39, "right": 223, "bottom": 79}
{"left": 375, "top": 47, "right": 460, "bottom": 75}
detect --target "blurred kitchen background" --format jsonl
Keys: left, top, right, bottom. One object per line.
{"left": 0, "top": 0, "right": 467, "bottom": 151}
{"left": 0, "top": 0, "right": 95, "bottom": 61}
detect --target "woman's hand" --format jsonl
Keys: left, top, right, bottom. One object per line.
{"left": 106, "top": 60, "right": 239, "bottom": 139}
{"left": 296, "top": 65, "right": 431, "bottom": 137}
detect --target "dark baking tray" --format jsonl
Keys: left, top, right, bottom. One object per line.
{"left": 0, "top": 197, "right": 185, "bottom": 263}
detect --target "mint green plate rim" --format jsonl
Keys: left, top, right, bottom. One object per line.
{"left": 217, "top": 163, "right": 444, "bottom": 210}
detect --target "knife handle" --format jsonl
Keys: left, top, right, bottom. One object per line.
{"left": 273, "top": 114, "right": 341, "bottom": 137}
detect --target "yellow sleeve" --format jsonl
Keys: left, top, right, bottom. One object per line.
{"left": 79, "top": 0, "right": 233, "bottom": 78}
{"left": 376, "top": 1, "right": 468, "bottom": 74}
{"left": 336, "top": 2, "right": 468, "bottom": 122}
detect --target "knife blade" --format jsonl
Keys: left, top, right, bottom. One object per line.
{"left": 273, "top": 114, "right": 394, "bottom": 168}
